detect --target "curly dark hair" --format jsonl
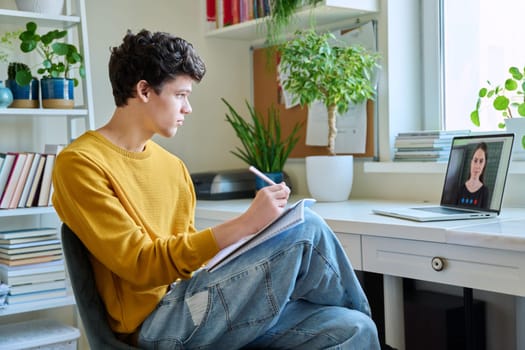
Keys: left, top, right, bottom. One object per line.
{"left": 109, "top": 29, "right": 206, "bottom": 106}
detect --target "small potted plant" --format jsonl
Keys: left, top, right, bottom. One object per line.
{"left": 222, "top": 98, "right": 303, "bottom": 189}
{"left": 17, "top": 21, "right": 85, "bottom": 109}
{"left": 5, "top": 62, "right": 39, "bottom": 108}
{"left": 470, "top": 65, "right": 525, "bottom": 154}
{"left": 279, "top": 29, "right": 380, "bottom": 201}
{"left": 0, "top": 30, "right": 21, "bottom": 108}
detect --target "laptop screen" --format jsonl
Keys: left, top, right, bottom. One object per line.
{"left": 440, "top": 133, "right": 514, "bottom": 213}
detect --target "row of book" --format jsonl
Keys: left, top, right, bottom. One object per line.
{"left": 0, "top": 227, "right": 66, "bottom": 306}
{"left": 207, "top": 0, "right": 272, "bottom": 29}
{"left": 0, "top": 144, "right": 64, "bottom": 210}
{"left": 393, "top": 130, "right": 470, "bottom": 162}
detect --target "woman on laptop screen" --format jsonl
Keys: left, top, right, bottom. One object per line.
{"left": 456, "top": 142, "right": 490, "bottom": 209}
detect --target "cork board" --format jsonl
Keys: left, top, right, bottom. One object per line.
{"left": 252, "top": 47, "right": 376, "bottom": 158}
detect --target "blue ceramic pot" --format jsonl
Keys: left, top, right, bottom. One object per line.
{"left": 0, "top": 81, "right": 14, "bottom": 108}
{"left": 255, "top": 171, "right": 283, "bottom": 190}
{"left": 5, "top": 78, "right": 39, "bottom": 108}
{"left": 41, "top": 78, "right": 74, "bottom": 109}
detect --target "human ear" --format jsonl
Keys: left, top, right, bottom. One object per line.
{"left": 136, "top": 80, "right": 150, "bottom": 101}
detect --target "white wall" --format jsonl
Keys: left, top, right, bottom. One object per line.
{"left": 1, "top": 0, "right": 522, "bottom": 349}
{"left": 85, "top": 0, "right": 252, "bottom": 173}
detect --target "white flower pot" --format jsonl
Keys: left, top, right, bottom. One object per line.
{"left": 505, "top": 118, "right": 525, "bottom": 160}
{"left": 305, "top": 155, "right": 354, "bottom": 202}
{"left": 15, "top": 0, "right": 64, "bottom": 15}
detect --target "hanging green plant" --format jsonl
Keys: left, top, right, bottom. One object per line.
{"left": 265, "top": 0, "right": 322, "bottom": 45}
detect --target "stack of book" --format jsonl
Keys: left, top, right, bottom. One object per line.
{"left": 207, "top": 0, "right": 272, "bottom": 29}
{"left": 0, "top": 227, "right": 66, "bottom": 305}
{"left": 393, "top": 130, "right": 470, "bottom": 162}
{"left": 0, "top": 144, "right": 64, "bottom": 210}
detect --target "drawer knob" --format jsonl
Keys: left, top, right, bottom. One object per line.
{"left": 431, "top": 257, "right": 445, "bottom": 271}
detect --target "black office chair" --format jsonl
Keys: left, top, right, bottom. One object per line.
{"left": 61, "top": 224, "right": 140, "bottom": 349}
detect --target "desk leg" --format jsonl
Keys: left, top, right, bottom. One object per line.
{"left": 517, "top": 296, "right": 525, "bottom": 350}
{"left": 463, "top": 287, "right": 473, "bottom": 350}
{"left": 384, "top": 275, "right": 405, "bottom": 350}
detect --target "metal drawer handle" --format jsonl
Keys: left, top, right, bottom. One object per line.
{"left": 431, "top": 256, "right": 445, "bottom": 271}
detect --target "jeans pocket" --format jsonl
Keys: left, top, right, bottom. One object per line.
{"left": 213, "top": 262, "right": 279, "bottom": 331}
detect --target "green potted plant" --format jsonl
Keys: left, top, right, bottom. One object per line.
{"left": 222, "top": 98, "right": 303, "bottom": 189}
{"left": 470, "top": 65, "right": 525, "bottom": 154}
{"left": 5, "top": 62, "right": 39, "bottom": 108}
{"left": 17, "top": 21, "right": 85, "bottom": 109}
{"left": 278, "top": 29, "right": 380, "bottom": 201}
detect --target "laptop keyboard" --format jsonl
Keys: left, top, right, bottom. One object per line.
{"left": 412, "top": 206, "right": 473, "bottom": 214}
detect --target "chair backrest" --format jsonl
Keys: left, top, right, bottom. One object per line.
{"left": 61, "top": 224, "right": 140, "bottom": 349}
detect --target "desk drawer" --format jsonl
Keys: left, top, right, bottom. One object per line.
{"left": 336, "top": 233, "right": 362, "bottom": 270}
{"left": 363, "top": 236, "right": 525, "bottom": 297}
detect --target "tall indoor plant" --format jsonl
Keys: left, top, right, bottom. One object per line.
{"left": 471, "top": 65, "right": 525, "bottom": 157}
{"left": 17, "top": 21, "right": 85, "bottom": 108}
{"left": 222, "top": 98, "right": 303, "bottom": 189}
{"left": 279, "top": 29, "right": 380, "bottom": 201}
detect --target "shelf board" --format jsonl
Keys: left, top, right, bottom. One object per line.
{"left": 0, "top": 206, "right": 55, "bottom": 217}
{"left": 0, "top": 8, "right": 80, "bottom": 28}
{"left": 0, "top": 108, "right": 88, "bottom": 117}
{"left": 206, "top": 0, "right": 379, "bottom": 41}
{"left": 0, "top": 295, "right": 75, "bottom": 316}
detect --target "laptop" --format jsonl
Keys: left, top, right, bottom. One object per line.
{"left": 373, "top": 133, "right": 514, "bottom": 222}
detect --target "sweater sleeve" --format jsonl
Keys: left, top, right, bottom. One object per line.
{"left": 52, "top": 148, "right": 220, "bottom": 288}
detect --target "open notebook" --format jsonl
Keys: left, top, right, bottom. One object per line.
{"left": 373, "top": 133, "right": 514, "bottom": 222}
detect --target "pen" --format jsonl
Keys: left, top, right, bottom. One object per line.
{"left": 248, "top": 166, "right": 277, "bottom": 186}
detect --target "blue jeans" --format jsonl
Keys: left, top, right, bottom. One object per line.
{"left": 138, "top": 209, "right": 380, "bottom": 349}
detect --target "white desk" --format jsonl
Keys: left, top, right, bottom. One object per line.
{"left": 195, "top": 198, "right": 525, "bottom": 350}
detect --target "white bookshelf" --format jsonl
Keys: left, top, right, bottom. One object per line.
{"left": 206, "top": 0, "right": 380, "bottom": 42}
{"left": 0, "top": 0, "right": 93, "bottom": 328}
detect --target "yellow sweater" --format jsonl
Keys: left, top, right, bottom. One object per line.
{"left": 52, "top": 131, "right": 219, "bottom": 334}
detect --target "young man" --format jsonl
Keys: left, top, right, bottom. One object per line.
{"left": 52, "top": 29, "right": 380, "bottom": 349}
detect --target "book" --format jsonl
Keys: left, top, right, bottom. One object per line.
{"left": 7, "top": 288, "right": 66, "bottom": 304}
{"left": 396, "top": 130, "right": 470, "bottom": 138}
{"left": 206, "top": 0, "right": 216, "bottom": 21}
{"left": 2, "top": 266, "right": 66, "bottom": 286}
{"left": 394, "top": 150, "right": 451, "bottom": 157}
{"left": 0, "top": 228, "right": 57, "bottom": 240}
{"left": 0, "top": 153, "right": 28, "bottom": 209}
{"left": 8, "top": 152, "right": 35, "bottom": 209}
{"left": 0, "top": 242, "right": 62, "bottom": 255}
{"left": 0, "top": 260, "right": 64, "bottom": 277}
{"left": 0, "top": 238, "right": 60, "bottom": 249}
{"left": 25, "top": 154, "right": 46, "bottom": 207}
{"left": 0, "top": 234, "right": 58, "bottom": 245}
{"left": 0, "top": 254, "right": 62, "bottom": 267}
{"left": 0, "top": 153, "right": 16, "bottom": 199}
{"left": 223, "top": 0, "right": 233, "bottom": 26}
{"left": 18, "top": 153, "right": 42, "bottom": 208}
{"left": 205, "top": 198, "right": 316, "bottom": 272}
{"left": 0, "top": 248, "right": 63, "bottom": 261}
{"left": 0, "top": 265, "right": 65, "bottom": 286}
{"left": 8, "top": 279, "right": 66, "bottom": 296}
{"left": 37, "top": 153, "right": 56, "bottom": 207}
{"left": 394, "top": 139, "right": 453, "bottom": 148}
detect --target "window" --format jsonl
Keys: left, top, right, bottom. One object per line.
{"left": 440, "top": 0, "right": 525, "bottom": 131}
